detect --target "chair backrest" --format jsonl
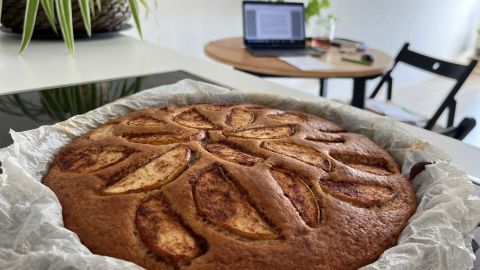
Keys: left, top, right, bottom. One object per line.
{"left": 372, "top": 42, "right": 478, "bottom": 130}
{"left": 396, "top": 43, "right": 476, "bottom": 79}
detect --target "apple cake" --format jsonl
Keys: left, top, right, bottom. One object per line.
{"left": 43, "top": 103, "right": 416, "bottom": 270}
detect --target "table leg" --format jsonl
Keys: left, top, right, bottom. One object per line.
{"left": 319, "top": 78, "right": 327, "bottom": 97}
{"left": 352, "top": 78, "right": 367, "bottom": 108}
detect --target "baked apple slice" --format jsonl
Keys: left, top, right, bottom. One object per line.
{"left": 306, "top": 132, "right": 345, "bottom": 143}
{"left": 261, "top": 142, "right": 331, "bottom": 171}
{"left": 225, "top": 126, "right": 294, "bottom": 139}
{"left": 194, "top": 166, "right": 278, "bottom": 240}
{"left": 330, "top": 153, "right": 394, "bottom": 176}
{"left": 270, "top": 169, "right": 320, "bottom": 227}
{"left": 201, "top": 104, "right": 232, "bottom": 111}
{"left": 320, "top": 179, "right": 395, "bottom": 208}
{"left": 87, "top": 124, "right": 116, "bottom": 141}
{"left": 126, "top": 116, "right": 166, "bottom": 127}
{"left": 58, "top": 145, "right": 133, "bottom": 173}
{"left": 174, "top": 108, "right": 218, "bottom": 129}
{"left": 203, "top": 143, "right": 263, "bottom": 166}
{"left": 136, "top": 194, "right": 204, "bottom": 265}
{"left": 103, "top": 145, "right": 191, "bottom": 194}
{"left": 122, "top": 130, "right": 205, "bottom": 145}
{"left": 226, "top": 107, "right": 255, "bottom": 128}
{"left": 267, "top": 112, "right": 305, "bottom": 124}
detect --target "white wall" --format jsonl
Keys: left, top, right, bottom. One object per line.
{"left": 328, "top": 0, "right": 480, "bottom": 85}
{"left": 125, "top": 0, "right": 243, "bottom": 59}
{"left": 125, "top": 0, "right": 480, "bottom": 87}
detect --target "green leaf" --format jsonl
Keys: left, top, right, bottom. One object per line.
{"left": 98, "top": 84, "right": 104, "bottom": 106}
{"left": 89, "top": 0, "right": 95, "bottom": 17}
{"left": 40, "top": 0, "right": 58, "bottom": 34}
{"left": 74, "top": 86, "right": 85, "bottom": 113}
{"left": 95, "top": 0, "right": 101, "bottom": 12}
{"left": 13, "top": 94, "right": 41, "bottom": 120}
{"left": 78, "top": 0, "right": 92, "bottom": 36}
{"left": 90, "top": 83, "right": 97, "bottom": 110}
{"left": 56, "top": 0, "right": 75, "bottom": 54}
{"left": 305, "top": 0, "right": 320, "bottom": 21}
{"left": 40, "top": 91, "right": 67, "bottom": 120}
{"left": 19, "top": 0, "right": 40, "bottom": 54}
{"left": 138, "top": 0, "right": 150, "bottom": 13}
{"left": 129, "top": 0, "right": 143, "bottom": 38}
{"left": 64, "top": 87, "right": 78, "bottom": 115}
{"left": 0, "top": 0, "right": 3, "bottom": 22}
{"left": 305, "top": 0, "right": 331, "bottom": 21}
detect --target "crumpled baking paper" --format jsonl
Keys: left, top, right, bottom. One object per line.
{"left": 1, "top": 79, "right": 479, "bottom": 270}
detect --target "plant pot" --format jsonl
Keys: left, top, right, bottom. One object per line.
{"left": 0, "top": 0, "right": 131, "bottom": 37}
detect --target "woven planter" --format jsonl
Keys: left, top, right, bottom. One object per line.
{"left": 1, "top": 0, "right": 131, "bottom": 36}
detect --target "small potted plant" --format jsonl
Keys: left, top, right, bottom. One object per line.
{"left": 0, "top": 0, "right": 151, "bottom": 54}
{"left": 304, "top": 0, "right": 336, "bottom": 42}
{"left": 272, "top": 0, "right": 334, "bottom": 41}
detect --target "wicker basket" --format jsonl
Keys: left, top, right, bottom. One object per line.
{"left": 1, "top": 0, "right": 131, "bottom": 36}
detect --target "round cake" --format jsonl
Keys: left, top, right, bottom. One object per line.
{"left": 43, "top": 103, "right": 416, "bottom": 270}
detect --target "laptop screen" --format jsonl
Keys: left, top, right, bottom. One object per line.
{"left": 243, "top": 1, "right": 305, "bottom": 47}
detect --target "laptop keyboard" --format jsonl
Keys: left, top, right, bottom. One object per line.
{"left": 248, "top": 48, "right": 324, "bottom": 57}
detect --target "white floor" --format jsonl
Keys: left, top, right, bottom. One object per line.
{"left": 263, "top": 73, "right": 480, "bottom": 147}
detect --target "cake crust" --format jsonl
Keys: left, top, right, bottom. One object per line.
{"left": 43, "top": 103, "right": 416, "bottom": 270}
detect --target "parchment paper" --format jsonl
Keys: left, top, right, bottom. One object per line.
{"left": 1, "top": 79, "right": 479, "bottom": 270}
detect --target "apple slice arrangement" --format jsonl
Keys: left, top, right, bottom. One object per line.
{"left": 45, "top": 104, "right": 414, "bottom": 269}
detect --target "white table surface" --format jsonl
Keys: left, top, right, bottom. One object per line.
{"left": 1, "top": 32, "right": 479, "bottom": 181}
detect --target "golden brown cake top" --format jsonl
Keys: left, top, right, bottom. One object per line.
{"left": 44, "top": 103, "right": 416, "bottom": 270}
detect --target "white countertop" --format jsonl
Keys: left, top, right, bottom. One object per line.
{"left": 1, "top": 32, "right": 479, "bottom": 180}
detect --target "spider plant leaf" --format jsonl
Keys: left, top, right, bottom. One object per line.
{"left": 40, "top": 0, "right": 58, "bottom": 34}
{"left": 138, "top": 0, "right": 150, "bottom": 13}
{"left": 65, "top": 87, "right": 78, "bottom": 115}
{"left": 13, "top": 94, "right": 41, "bottom": 120}
{"left": 89, "top": 0, "right": 95, "bottom": 17}
{"left": 120, "top": 79, "right": 128, "bottom": 97}
{"left": 0, "top": 0, "right": 3, "bottom": 22}
{"left": 98, "top": 84, "right": 104, "bottom": 106}
{"left": 128, "top": 78, "right": 142, "bottom": 95}
{"left": 78, "top": 0, "right": 92, "bottom": 37}
{"left": 19, "top": 0, "right": 40, "bottom": 54}
{"left": 56, "top": 0, "right": 75, "bottom": 54}
{"left": 128, "top": 0, "right": 143, "bottom": 38}
{"left": 74, "top": 86, "right": 85, "bottom": 113}
{"left": 90, "top": 83, "right": 97, "bottom": 109}
{"left": 40, "top": 91, "right": 67, "bottom": 120}
{"left": 95, "top": 0, "right": 101, "bottom": 12}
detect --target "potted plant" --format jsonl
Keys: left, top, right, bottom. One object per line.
{"left": 270, "top": 0, "right": 331, "bottom": 22}
{"left": 0, "top": 0, "right": 151, "bottom": 54}
{"left": 271, "top": 0, "right": 334, "bottom": 41}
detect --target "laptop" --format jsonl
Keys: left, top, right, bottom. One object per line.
{"left": 242, "top": 1, "right": 324, "bottom": 57}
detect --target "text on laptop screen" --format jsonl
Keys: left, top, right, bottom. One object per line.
{"left": 244, "top": 3, "right": 305, "bottom": 42}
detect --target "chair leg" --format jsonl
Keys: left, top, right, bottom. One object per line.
{"left": 369, "top": 77, "right": 385, "bottom": 99}
{"left": 387, "top": 76, "right": 393, "bottom": 101}
{"left": 440, "top": 117, "right": 476, "bottom": 140}
{"left": 319, "top": 78, "right": 327, "bottom": 97}
{"left": 447, "top": 100, "right": 457, "bottom": 128}
{"left": 369, "top": 71, "right": 392, "bottom": 99}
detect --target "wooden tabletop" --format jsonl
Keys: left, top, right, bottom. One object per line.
{"left": 205, "top": 37, "right": 393, "bottom": 79}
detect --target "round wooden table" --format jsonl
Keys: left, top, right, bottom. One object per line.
{"left": 205, "top": 37, "right": 393, "bottom": 108}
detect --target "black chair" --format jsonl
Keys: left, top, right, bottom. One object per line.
{"left": 368, "top": 43, "right": 477, "bottom": 140}
{"left": 439, "top": 117, "right": 477, "bottom": 140}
